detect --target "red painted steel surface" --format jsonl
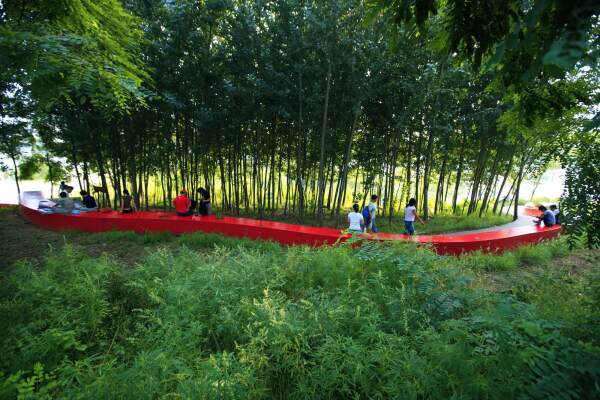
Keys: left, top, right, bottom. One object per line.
{"left": 18, "top": 199, "right": 561, "bottom": 255}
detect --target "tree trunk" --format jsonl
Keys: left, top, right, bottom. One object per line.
{"left": 422, "top": 128, "right": 435, "bottom": 220}
{"left": 452, "top": 130, "right": 467, "bottom": 213}
{"left": 513, "top": 147, "right": 528, "bottom": 221}
{"left": 492, "top": 146, "right": 516, "bottom": 214}
{"left": 10, "top": 154, "right": 20, "bottom": 197}
{"left": 317, "top": 60, "right": 332, "bottom": 226}
{"left": 334, "top": 104, "right": 359, "bottom": 227}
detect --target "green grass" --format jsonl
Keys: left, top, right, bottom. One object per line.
{"left": 0, "top": 237, "right": 598, "bottom": 399}
{"left": 458, "top": 236, "right": 573, "bottom": 272}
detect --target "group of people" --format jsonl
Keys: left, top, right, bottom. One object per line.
{"left": 535, "top": 204, "right": 560, "bottom": 227}
{"left": 50, "top": 183, "right": 97, "bottom": 212}
{"left": 173, "top": 187, "right": 212, "bottom": 217}
{"left": 50, "top": 182, "right": 212, "bottom": 216}
{"left": 347, "top": 195, "right": 424, "bottom": 235}
{"left": 347, "top": 196, "right": 561, "bottom": 235}
{"left": 116, "top": 187, "right": 212, "bottom": 216}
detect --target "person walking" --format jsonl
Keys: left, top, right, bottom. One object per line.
{"left": 404, "top": 198, "right": 424, "bottom": 235}
{"left": 362, "top": 195, "right": 379, "bottom": 233}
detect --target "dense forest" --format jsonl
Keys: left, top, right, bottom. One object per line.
{"left": 1, "top": 0, "right": 599, "bottom": 236}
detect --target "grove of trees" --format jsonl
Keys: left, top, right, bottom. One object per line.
{"left": 1, "top": 0, "right": 598, "bottom": 237}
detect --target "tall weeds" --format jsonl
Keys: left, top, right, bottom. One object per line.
{"left": 1, "top": 239, "right": 598, "bottom": 399}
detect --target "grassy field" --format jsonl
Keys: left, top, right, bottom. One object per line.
{"left": 0, "top": 207, "right": 599, "bottom": 399}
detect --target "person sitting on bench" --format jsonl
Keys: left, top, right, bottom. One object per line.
{"left": 80, "top": 190, "right": 97, "bottom": 209}
{"left": 550, "top": 204, "right": 560, "bottom": 224}
{"left": 121, "top": 189, "right": 137, "bottom": 214}
{"left": 54, "top": 191, "right": 75, "bottom": 212}
{"left": 535, "top": 205, "right": 555, "bottom": 227}
{"left": 197, "top": 187, "right": 212, "bottom": 216}
{"left": 174, "top": 189, "right": 193, "bottom": 216}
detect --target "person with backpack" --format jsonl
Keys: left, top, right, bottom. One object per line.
{"left": 348, "top": 204, "right": 364, "bottom": 233}
{"left": 404, "top": 198, "right": 424, "bottom": 235}
{"left": 362, "top": 194, "right": 379, "bottom": 233}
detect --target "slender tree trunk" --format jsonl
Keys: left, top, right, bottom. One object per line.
{"left": 422, "top": 128, "right": 435, "bottom": 220}
{"left": 296, "top": 69, "right": 305, "bottom": 220}
{"left": 10, "top": 154, "right": 20, "bottom": 197}
{"left": 513, "top": 147, "right": 528, "bottom": 221}
{"left": 334, "top": 105, "right": 359, "bottom": 227}
{"left": 317, "top": 60, "right": 332, "bottom": 226}
{"left": 468, "top": 134, "right": 489, "bottom": 214}
{"left": 452, "top": 130, "right": 467, "bottom": 213}
{"left": 493, "top": 146, "right": 516, "bottom": 214}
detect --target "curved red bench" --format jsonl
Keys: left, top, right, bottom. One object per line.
{"left": 18, "top": 199, "right": 561, "bottom": 255}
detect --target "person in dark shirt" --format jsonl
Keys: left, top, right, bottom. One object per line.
{"left": 535, "top": 205, "right": 555, "bottom": 227}
{"left": 197, "top": 187, "right": 212, "bottom": 216}
{"left": 80, "top": 190, "right": 97, "bottom": 209}
{"left": 120, "top": 189, "right": 136, "bottom": 214}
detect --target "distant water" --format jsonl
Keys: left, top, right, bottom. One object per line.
{"left": 0, "top": 178, "right": 77, "bottom": 204}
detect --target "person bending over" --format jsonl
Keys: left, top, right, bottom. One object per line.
{"left": 121, "top": 189, "right": 137, "bottom": 214}
{"left": 174, "top": 189, "right": 193, "bottom": 216}
{"left": 535, "top": 205, "right": 555, "bottom": 227}
{"left": 404, "top": 198, "right": 424, "bottom": 235}
{"left": 348, "top": 204, "right": 364, "bottom": 233}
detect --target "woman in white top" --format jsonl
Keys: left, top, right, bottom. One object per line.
{"left": 404, "top": 198, "right": 424, "bottom": 235}
{"left": 348, "top": 204, "right": 364, "bottom": 232}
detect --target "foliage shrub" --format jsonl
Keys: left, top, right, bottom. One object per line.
{"left": 459, "top": 236, "right": 573, "bottom": 272}
{"left": 0, "top": 240, "right": 598, "bottom": 399}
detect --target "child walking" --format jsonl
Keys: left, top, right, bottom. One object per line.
{"left": 404, "top": 198, "right": 424, "bottom": 235}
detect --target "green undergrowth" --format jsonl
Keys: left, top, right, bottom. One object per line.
{"left": 72, "top": 230, "right": 286, "bottom": 254}
{"left": 458, "top": 236, "right": 575, "bottom": 272}
{"left": 1, "top": 238, "right": 598, "bottom": 399}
